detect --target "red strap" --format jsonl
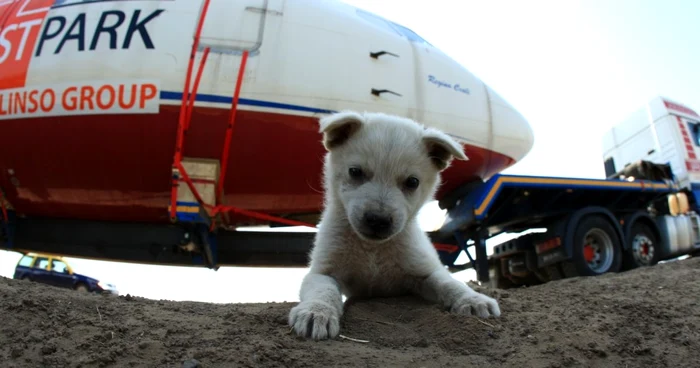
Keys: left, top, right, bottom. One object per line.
{"left": 170, "top": 0, "right": 212, "bottom": 221}
{"left": 216, "top": 50, "right": 250, "bottom": 203}
{"left": 0, "top": 191, "right": 8, "bottom": 224}
{"left": 185, "top": 47, "right": 211, "bottom": 130}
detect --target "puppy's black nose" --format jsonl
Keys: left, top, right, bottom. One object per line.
{"left": 363, "top": 212, "right": 392, "bottom": 233}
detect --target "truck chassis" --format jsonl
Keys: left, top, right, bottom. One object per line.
{"left": 437, "top": 160, "right": 700, "bottom": 288}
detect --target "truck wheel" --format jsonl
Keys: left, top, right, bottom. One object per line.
{"left": 622, "top": 223, "right": 659, "bottom": 270}
{"left": 488, "top": 260, "right": 514, "bottom": 289}
{"left": 568, "top": 215, "right": 622, "bottom": 276}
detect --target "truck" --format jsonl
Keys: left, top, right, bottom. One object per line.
{"left": 437, "top": 96, "right": 700, "bottom": 288}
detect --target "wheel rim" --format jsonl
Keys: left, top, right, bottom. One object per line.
{"left": 632, "top": 233, "right": 655, "bottom": 265}
{"left": 582, "top": 228, "right": 614, "bottom": 272}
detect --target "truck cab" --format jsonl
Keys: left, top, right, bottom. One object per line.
{"left": 602, "top": 96, "right": 700, "bottom": 196}
{"left": 600, "top": 97, "right": 700, "bottom": 268}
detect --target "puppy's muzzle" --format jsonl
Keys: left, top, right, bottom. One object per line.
{"left": 362, "top": 212, "right": 393, "bottom": 240}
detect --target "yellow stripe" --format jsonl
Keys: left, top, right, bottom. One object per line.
{"left": 474, "top": 176, "right": 672, "bottom": 216}
{"left": 168, "top": 205, "right": 200, "bottom": 214}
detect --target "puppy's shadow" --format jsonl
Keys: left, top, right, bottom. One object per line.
{"left": 338, "top": 296, "right": 446, "bottom": 348}
{"left": 344, "top": 294, "right": 439, "bottom": 309}
{"left": 341, "top": 295, "right": 438, "bottom": 322}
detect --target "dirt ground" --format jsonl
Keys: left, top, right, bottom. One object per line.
{"left": 1, "top": 257, "right": 699, "bottom": 368}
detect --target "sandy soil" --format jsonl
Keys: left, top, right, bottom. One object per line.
{"left": 1, "top": 257, "right": 699, "bottom": 368}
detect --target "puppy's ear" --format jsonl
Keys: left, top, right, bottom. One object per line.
{"left": 319, "top": 111, "right": 365, "bottom": 150}
{"left": 422, "top": 128, "right": 468, "bottom": 171}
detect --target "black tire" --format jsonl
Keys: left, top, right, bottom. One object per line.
{"left": 622, "top": 222, "right": 660, "bottom": 270}
{"left": 75, "top": 283, "right": 88, "bottom": 292}
{"left": 545, "top": 264, "right": 565, "bottom": 281}
{"left": 566, "top": 215, "right": 623, "bottom": 277}
{"left": 488, "top": 260, "right": 515, "bottom": 289}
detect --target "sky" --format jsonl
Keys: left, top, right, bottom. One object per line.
{"left": 2, "top": 0, "right": 700, "bottom": 303}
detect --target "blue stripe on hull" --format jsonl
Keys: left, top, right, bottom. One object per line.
{"left": 160, "top": 91, "right": 336, "bottom": 115}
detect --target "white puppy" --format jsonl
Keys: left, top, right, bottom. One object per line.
{"left": 289, "top": 111, "right": 501, "bottom": 340}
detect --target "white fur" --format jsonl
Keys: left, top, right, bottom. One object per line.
{"left": 289, "top": 111, "right": 500, "bottom": 340}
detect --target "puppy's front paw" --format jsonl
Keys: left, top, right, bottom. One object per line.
{"left": 288, "top": 300, "right": 340, "bottom": 340}
{"left": 450, "top": 292, "right": 501, "bottom": 318}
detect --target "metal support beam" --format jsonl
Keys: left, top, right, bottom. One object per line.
{"left": 474, "top": 228, "right": 489, "bottom": 283}
{"left": 196, "top": 224, "right": 219, "bottom": 270}
{"left": 0, "top": 215, "right": 474, "bottom": 270}
{"left": 454, "top": 230, "right": 475, "bottom": 266}
{"left": 0, "top": 209, "right": 14, "bottom": 249}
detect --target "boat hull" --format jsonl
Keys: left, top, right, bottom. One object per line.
{"left": 0, "top": 99, "right": 515, "bottom": 226}
{"left": 0, "top": 0, "right": 527, "bottom": 227}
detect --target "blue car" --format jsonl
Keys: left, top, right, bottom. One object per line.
{"left": 13, "top": 252, "right": 119, "bottom": 295}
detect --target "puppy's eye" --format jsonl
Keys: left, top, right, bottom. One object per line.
{"left": 349, "top": 167, "right": 364, "bottom": 179}
{"left": 404, "top": 176, "right": 420, "bottom": 190}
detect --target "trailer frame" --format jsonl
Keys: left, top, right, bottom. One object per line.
{"left": 437, "top": 170, "right": 679, "bottom": 284}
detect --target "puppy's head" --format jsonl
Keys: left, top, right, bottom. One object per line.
{"left": 319, "top": 111, "right": 467, "bottom": 243}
